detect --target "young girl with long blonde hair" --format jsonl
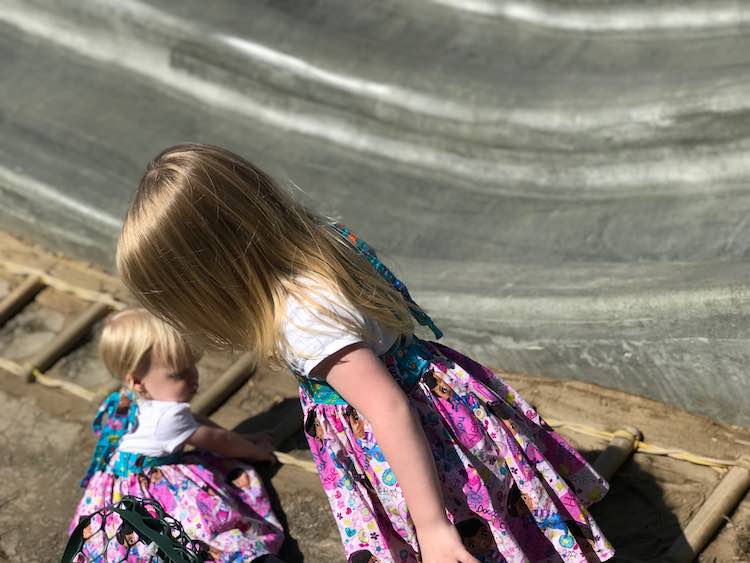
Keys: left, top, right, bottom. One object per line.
{"left": 117, "top": 143, "right": 615, "bottom": 563}
{"left": 69, "top": 308, "right": 285, "bottom": 562}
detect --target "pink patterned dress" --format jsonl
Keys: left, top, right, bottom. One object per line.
{"left": 68, "top": 391, "right": 284, "bottom": 562}
{"left": 289, "top": 225, "right": 615, "bottom": 563}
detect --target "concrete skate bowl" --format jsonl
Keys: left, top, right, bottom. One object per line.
{"left": 1, "top": 0, "right": 750, "bottom": 427}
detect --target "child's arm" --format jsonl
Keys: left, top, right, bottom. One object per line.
{"left": 192, "top": 414, "right": 275, "bottom": 451}
{"left": 192, "top": 413, "right": 222, "bottom": 428}
{"left": 186, "top": 424, "right": 275, "bottom": 462}
{"left": 324, "top": 346, "right": 478, "bottom": 563}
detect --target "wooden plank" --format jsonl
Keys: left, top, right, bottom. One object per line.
{"left": 0, "top": 275, "right": 45, "bottom": 326}
{"left": 665, "top": 457, "right": 750, "bottom": 562}
{"left": 18, "top": 301, "right": 110, "bottom": 382}
{"left": 192, "top": 352, "right": 256, "bottom": 416}
{"left": 593, "top": 425, "right": 641, "bottom": 481}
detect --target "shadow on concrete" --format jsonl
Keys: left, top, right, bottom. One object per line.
{"left": 577, "top": 449, "right": 684, "bottom": 563}
{"left": 233, "top": 399, "right": 307, "bottom": 562}
{"left": 232, "top": 397, "right": 309, "bottom": 452}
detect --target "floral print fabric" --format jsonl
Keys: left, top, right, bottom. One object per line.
{"left": 70, "top": 452, "right": 284, "bottom": 562}
{"left": 301, "top": 338, "right": 615, "bottom": 563}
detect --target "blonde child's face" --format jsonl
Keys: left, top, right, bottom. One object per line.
{"left": 130, "top": 355, "right": 199, "bottom": 402}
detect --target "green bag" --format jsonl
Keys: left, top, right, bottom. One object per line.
{"left": 61, "top": 496, "right": 211, "bottom": 563}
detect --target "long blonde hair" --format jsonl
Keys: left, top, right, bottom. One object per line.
{"left": 116, "top": 143, "right": 415, "bottom": 366}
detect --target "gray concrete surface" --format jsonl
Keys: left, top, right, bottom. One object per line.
{"left": 1, "top": 0, "right": 750, "bottom": 425}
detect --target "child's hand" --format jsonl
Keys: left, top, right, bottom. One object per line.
{"left": 246, "top": 439, "right": 276, "bottom": 464}
{"left": 416, "top": 521, "right": 479, "bottom": 563}
{"left": 240, "top": 431, "right": 276, "bottom": 463}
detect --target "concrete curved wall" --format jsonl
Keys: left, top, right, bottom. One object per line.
{"left": 1, "top": 0, "right": 749, "bottom": 424}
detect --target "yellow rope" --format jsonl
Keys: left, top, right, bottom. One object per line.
{"left": 274, "top": 451, "right": 317, "bottom": 473}
{"left": 32, "top": 368, "right": 96, "bottom": 402}
{"left": 0, "top": 357, "right": 96, "bottom": 401}
{"left": 0, "top": 260, "right": 127, "bottom": 310}
{"left": 545, "top": 417, "right": 743, "bottom": 470}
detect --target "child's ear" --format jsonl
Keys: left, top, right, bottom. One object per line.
{"left": 125, "top": 373, "right": 145, "bottom": 394}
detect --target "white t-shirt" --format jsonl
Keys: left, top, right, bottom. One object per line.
{"left": 282, "top": 282, "right": 398, "bottom": 378}
{"left": 118, "top": 400, "right": 199, "bottom": 457}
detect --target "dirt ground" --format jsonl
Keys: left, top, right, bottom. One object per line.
{"left": 0, "top": 232, "right": 749, "bottom": 562}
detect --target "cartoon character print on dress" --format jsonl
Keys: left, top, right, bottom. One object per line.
{"left": 137, "top": 473, "right": 150, "bottom": 496}
{"left": 75, "top": 514, "right": 106, "bottom": 562}
{"left": 498, "top": 420, "right": 595, "bottom": 555}
{"left": 195, "top": 540, "right": 224, "bottom": 562}
{"left": 346, "top": 406, "right": 367, "bottom": 440}
{"left": 316, "top": 450, "right": 341, "bottom": 492}
{"left": 350, "top": 549, "right": 381, "bottom": 563}
{"left": 437, "top": 342, "right": 609, "bottom": 502}
{"left": 195, "top": 485, "right": 233, "bottom": 531}
{"left": 455, "top": 518, "right": 496, "bottom": 559}
{"left": 304, "top": 400, "right": 424, "bottom": 560}
{"left": 460, "top": 464, "right": 502, "bottom": 528}
{"left": 115, "top": 522, "right": 140, "bottom": 548}
{"left": 508, "top": 481, "right": 596, "bottom": 555}
{"left": 561, "top": 516, "right": 604, "bottom": 556}
{"left": 305, "top": 409, "right": 326, "bottom": 441}
{"left": 422, "top": 369, "right": 487, "bottom": 452}
{"left": 80, "top": 521, "right": 95, "bottom": 543}
{"left": 488, "top": 398, "right": 610, "bottom": 556}
{"left": 71, "top": 456, "right": 284, "bottom": 561}
{"left": 147, "top": 467, "right": 178, "bottom": 514}
{"left": 344, "top": 405, "right": 400, "bottom": 507}
{"left": 424, "top": 369, "right": 452, "bottom": 401}
{"left": 227, "top": 467, "right": 251, "bottom": 490}
{"left": 206, "top": 544, "right": 223, "bottom": 562}
{"left": 345, "top": 406, "right": 387, "bottom": 468}
{"left": 298, "top": 339, "right": 616, "bottom": 562}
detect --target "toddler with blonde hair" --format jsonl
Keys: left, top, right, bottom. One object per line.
{"left": 69, "top": 308, "right": 285, "bottom": 562}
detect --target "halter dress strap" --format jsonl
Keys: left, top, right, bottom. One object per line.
{"left": 80, "top": 389, "right": 138, "bottom": 487}
{"left": 80, "top": 390, "right": 182, "bottom": 485}
{"left": 294, "top": 225, "right": 444, "bottom": 405}
{"left": 329, "top": 223, "right": 443, "bottom": 339}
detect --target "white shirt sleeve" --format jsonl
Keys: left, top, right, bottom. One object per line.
{"left": 154, "top": 402, "right": 199, "bottom": 454}
{"left": 283, "top": 285, "right": 365, "bottom": 378}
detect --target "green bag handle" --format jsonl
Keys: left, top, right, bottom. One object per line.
{"left": 61, "top": 496, "right": 207, "bottom": 563}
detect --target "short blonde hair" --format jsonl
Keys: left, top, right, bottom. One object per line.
{"left": 99, "top": 308, "right": 199, "bottom": 380}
